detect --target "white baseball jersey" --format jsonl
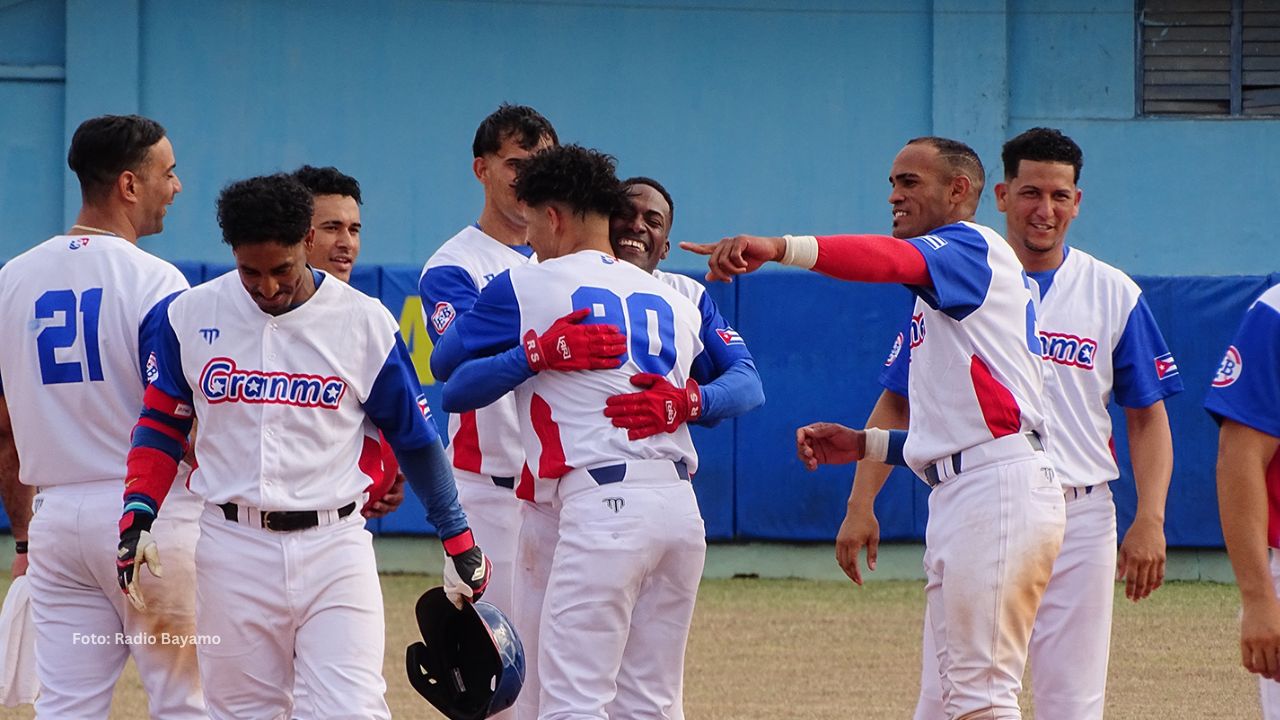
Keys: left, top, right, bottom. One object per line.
{"left": 420, "top": 225, "right": 533, "bottom": 481}
{"left": 440, "top": 250, "right": 703, "bottom": 503}
{"left": 891, "top": 221, "right": 1047, "bottom": 470}
{"left": 1206, "top": 285, "right": 1280, "bottom": 547}
{"left": 147, "top": 270, "right": 440, "bottom": 511}
{"left": 883, "top": 245, "right": 1183, "bottom": 487}
{"left": 0, "top": 233, "right": 188, "bottom": 487}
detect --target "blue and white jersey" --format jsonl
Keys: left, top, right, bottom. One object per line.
{"left": 420, "top": 225, "right": 534, "bottom": 480}
{"left": 892, "top": 221, "right": 1047, "bottom": 471}
{"left": 652, "top": 269, "right": 755, "bottom": 387}
{"left": 1205, "top": 285, "right": 1280, "bottom": 547}
{"left": 0, "top": 233, "right": 188, "bottom": 487}
{"left": 147, "top": 269, "right": 438, "bottom": 510}
{"left": 439, "top": 250, "right": 704, "bottom": 504}
{"left": 882, "top": 245, "right": 1182, "bottom": 487}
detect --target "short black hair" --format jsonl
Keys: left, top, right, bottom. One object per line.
{"left": 1002, "top": 127, "right": 1084, "bottom": 183}
{"left": 291, "top": 165, "right": 363, "bottom": 204}
{"left": 622, "top": 176, "right": 675, "bottom": 228}
{"left": 67, "top": 115, "right": 167, "bottom": 201}
{"left": 907, "top": 136, "right": 986, "bottom": 196}
{"left": 472, "top": 103, "right": 558, "bottom": 158}
{"left": 216, "top": 174, "right": 314, "bottom": 248}
{"left": 514, "top": 145, "right": 628, "bottom": 219}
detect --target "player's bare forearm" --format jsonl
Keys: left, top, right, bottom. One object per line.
{"left": 1217, "top": 420, "right": 1280, "bottom": 606}
{"left": 0, "top": 396, "right": 32, "bottom": 541}
{"left": 1125, "top": 401, "right": 1173, "bottom": 525}
{"left": 848, "top": 390, "right": 910, "bottom": 511}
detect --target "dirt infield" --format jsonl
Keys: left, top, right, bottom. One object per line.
{"left": 0, "top": 576, "right": 1257, "bottom": 719}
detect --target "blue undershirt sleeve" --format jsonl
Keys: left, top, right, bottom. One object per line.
{"left": 430, "top": 270, "right": 523, "bottom": 381}
{"left": 419, "top": 265, "right": 480, "bottom": 344}
{"left": 440, "top": 346, "right": 534, "bottom": 414}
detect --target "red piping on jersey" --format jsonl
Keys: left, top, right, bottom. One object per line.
{"left": 451, "top": 411, "right": 483, "bottom": 473}
{"left": 1265, "top": 451, "right": 1280, "bottom": 548}
{"left": 530, "top": 394, "right": 572, "bottom": 479}
{"left": 517, "top": 464, "right": 535, "bottom": 502}
{"left": 969, "top": 355, "right": 1021, "bottom": 439}
{"left": 814, "top": 234, "right": 931, "bottom": 286}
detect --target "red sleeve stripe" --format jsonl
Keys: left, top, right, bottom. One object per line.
{"left": 813, "top": 234, "right": 931, "bottom": 286}
{"left": 136, "top": 416, "right": 187, "bottom": 444}
{"left": 143, "top": 384, "right": 194, "bottom": 418}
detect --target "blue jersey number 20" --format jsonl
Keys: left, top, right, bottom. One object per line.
{"left": 35, "top": 288, "right": 104, "bottom": 385}
{"left": 571, "top": 286, "right": 676, "bottom": 376}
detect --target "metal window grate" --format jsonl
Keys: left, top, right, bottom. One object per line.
{"left": 1138, "top": 0, "right": 1280, "bottom": 116}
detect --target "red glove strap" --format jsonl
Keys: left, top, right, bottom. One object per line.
{"left": 442, "top": 528, "right": 476, "bottom": 556}
{"left": 523, "top": 330, "right": 546, "bottom": 372}
{"left": 684, "top": 379, "right": 702, "bottom": 421}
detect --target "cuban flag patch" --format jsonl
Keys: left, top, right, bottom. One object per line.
{"left": 416, "top": 393, "right": 434, "bottom": 422}
{"left": 716, "top": 327, "right": 746, "bottom": 346}
{"left": 1153, "top": 352, "right": 1179, "bottom": 380}
{"left": 431, "top": 301, "right": 456, "bottom": 335}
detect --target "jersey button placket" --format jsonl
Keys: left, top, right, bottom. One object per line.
{"left": 260, "top": 323, "right": 281, "bottom": 508}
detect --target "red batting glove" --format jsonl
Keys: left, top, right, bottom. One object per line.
{"left": 524, "top": 308, "right": 627, "bottom": 373}
{"left": 604, "top": 372, "right": 702, "bottom": 440}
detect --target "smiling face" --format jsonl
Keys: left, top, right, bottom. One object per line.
{"left": 887, "top": 143, "right": 958, "bottom": 239}
{"left": 234, "top": 237, "right": 316, "bottom": 315}
{"left": 995, "top": 159, "right": 1081, "bottom": 269}
{"left": 132, "top": 136, "right": 182, "bottom": 237}
{"left": 609, "top": 183, "right": 671, "bottom": 274}
{"left": 306, "top": 194, "right": 361, "bottom": 282}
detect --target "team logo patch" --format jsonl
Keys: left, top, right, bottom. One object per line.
{"left": 200, "top": 327, "right": 220, "bottom": 344}
{"left": 67, "top": 237, "right": 90, "bottom": 250}
{"left": 909, "top": 313, "right": 926, "bottom": 348}
{"left": 1154, "top": 352, "right": 1179, "bottom": 380}
{"left": 200, "top": 357, "right": 346, "bottom": 409}
{"left": 431, "top": 302, "right": 456, "bottom": 335}
{"left": 1213, "top": 345, "right": 1242, "bottom": 388}
{"left": 716, "top": 327, "right": 746, "bottom": 346}
{"left": 600, "top": 255, "right": 616, "bottom": 264}
{"left": 1039, "top": 331, "right": 1098, "bottom": 370}
{"left": 145, "top": 352, "right": 159, "bottom": 384}
{"left": 885, "top": 332, "right": 904, "bottom": 366}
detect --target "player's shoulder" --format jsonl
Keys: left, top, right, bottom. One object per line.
{"left": 1061, "top": 246, "right": 1143, "bottom": 299}
{"left": 1252, "top": 285, "right": 1280, "bottom": 314}
{"left": 653, "top": 269, "right": 708, "bottom": 304}
{"left": 424, "top": 225, "right": 522, "bottom": 272}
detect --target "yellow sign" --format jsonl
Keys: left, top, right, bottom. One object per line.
{"left": 399, "top": 296, "right": 434, "bottom": 385}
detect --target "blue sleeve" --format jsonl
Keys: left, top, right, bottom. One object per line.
{"left": 147, "top": 294, "right": 192, "bottom": 403}
{"left": 886, "top": 430, "right": 908, "bottom": 466}
{"left": 697, "top": 358, "right": 764, "bottom": 426}
{"left": 1112, "top": 295, "right": 1184, "bottom": 408}
{"left": 393, "top": 441, "right": 469, "bottom": 540}
{"left": 139, "top": 290, "right": 185, "bottom": 386}
{"left": 878, "top": 325, "right": 910, "bottom": 396}
{"left": 1205, "top": 300, "right": 1280, "bottom": 439}
{"left": 429, "top": 270, "right": 523, "bottom": 381}
{"left": 419, "top": 265, "right": 480, "bottom": 344}
{"left": 364, "top": 339, "right": 441, "bottom": 450}
{"left": 440, "top": 346, "right": 534, "bottom": 413}
{"left": 903, "top": 223, "right": 993, "bottom": 321}
{"left": 689, "top": 291, "right": 754, "bottom": 383}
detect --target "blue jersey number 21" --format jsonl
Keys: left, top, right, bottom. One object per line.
{"left": 35, "top": 288, "right": 104, "bottom": 385}
{"left": 571, "top": 286, "right": 676, "bottom": 376}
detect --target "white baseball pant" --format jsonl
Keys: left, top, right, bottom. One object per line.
{"left": 1261, "top": 552, "right": 1280, "bottom": 719}
{"left": 514, "top": 498, "right": 559, "bottom": 720}
{"left": 917, "top": 441, "right": 1065, "bottom": 720}
{"left": 539, "top": 460, "right": 705, "bottom": 720}
{"left": 194, "top": 504, "right": 389, "bottom": 720}
{"left": 916, "top": 482, "right": 1115, "bottom": 720}
{"left": 27, "top": 476, "right": 205, "bottom": 719}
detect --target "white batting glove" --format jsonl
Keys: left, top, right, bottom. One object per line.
{"left": 117, "top": 530, "right": 163, "bottom": 612}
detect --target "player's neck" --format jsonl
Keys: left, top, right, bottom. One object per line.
{"left": 1012, "top": 239, "right": 1066, "bottom": 274}
{"left": 563, "top": 216, "right": 614, "bottom": 258}
{"left": 476, "top": 206, "right": 529, "bottom": 248}
{"left": 71, "top": 207, "right": 139, "bottom": 244}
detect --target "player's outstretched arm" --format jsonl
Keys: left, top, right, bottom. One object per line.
{"left": 0, "top": 395, "right": 33, "bottom": 578}
{"left": 441, "top": 347, "right": 534, "bottom": 414}
{"left": 1117, "top": 400, "right": 1173, "bottom": 602}
{"left": 679, "top": 235, "right": 786, "bottom": 283}
{"left": 835, "top": 389, "right": 909, "bottom": 586}
{"left": 1217, "top": 418, "right": 1280, "bottom": 679}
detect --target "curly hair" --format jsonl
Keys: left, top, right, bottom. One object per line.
{"left": 907, "top": 136, "right": 986, "bottom": 197}
{"left": 622, "top": 176, "right": 675, "bottom": 228}
{"left": 1002, "top": 127, "right": 1084, "bottom": 183}
{"left": 473, "top": 103, "right": 559, "bottom": 158}
{"left": 67, "top": 115, "right": 167, "bottom": 201}
{"left": 216, "top": 174, "right": 314, "bottom": 248}
{"left": 514, "top": 145, "right": 628, "bottom": 219}
{"left": 291, "top": 165, "right": 362, "bottom": 204}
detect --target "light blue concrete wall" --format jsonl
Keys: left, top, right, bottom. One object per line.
{"left": 0, "top": 0, "right": 1276, "bottom": 275}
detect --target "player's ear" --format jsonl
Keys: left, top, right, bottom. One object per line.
{"left": 303, "top": 227, "right": 316, "bottom": 253}
{"left": 994, "top": 182, "right": 1009, "bottom": 212}
{"left": 949, "top": 173, "right": 972, "bottom": 206}
{"left": 1072, "top": 187, "right": 1082, "bottom": 218}
{"left": 118, "top": 170, "right": 139, "bottom": 204}
{"left": 660, "top": 240, "right": 669, "bottom": 261}
{"left": 472, "top": 156, "right": 486, "bottom": 184}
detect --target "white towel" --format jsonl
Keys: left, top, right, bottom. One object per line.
{"left": 0, "top": 576, "right": 39, "bottom": 706}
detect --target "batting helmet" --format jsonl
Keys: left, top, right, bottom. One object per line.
{"left": 405, "top": 586, "right": 525, "bottom": 720}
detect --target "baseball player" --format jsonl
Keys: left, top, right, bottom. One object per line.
{"left": 294, "top": 164, "right": 405, "bottom": 520}
{"left": 855, "top": 129, "right": 1182, "bottom": 719}
{"left": 431, "top": 145, "right": 711, "bottom": 720}
{"left": 689, "top": 136, "right": 1066, "bottom": 720}
{"left": 0, "top": 114, "right": 205, "bottom": 718}
{"left": 418, "top": 104, "right": 557, "bottom": 720}
{"left": 1208, "top": 285, "right": 1280, "bottom": 715}
{"left": 113, "top": 173, "right": 490, "bottom": 719}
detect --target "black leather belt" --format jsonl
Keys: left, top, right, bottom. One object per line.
{"left": 489, "top": 475, "right": 515, "bottom": 489}
{"left": 587, "top": 460, "right": 690, "bottom": 485}
{"left": 219, "top": 501, "right": 357, "bottom": 532}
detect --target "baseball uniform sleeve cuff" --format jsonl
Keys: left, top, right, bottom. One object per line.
{"left": 781, "top": 235, "right": 819, "bottom": 269}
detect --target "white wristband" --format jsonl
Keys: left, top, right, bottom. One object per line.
{"left": 780, "top": 235, "right": 819, "bottom": 269}
{"left": 863, "top": 427, "right": 890, "bottom": 463}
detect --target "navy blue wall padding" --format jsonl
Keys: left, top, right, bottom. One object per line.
{"left": 173, "top": 261, "right": 204, "bottom": 288}
{"left": 202, "top": 263, "right": 234, "bottom": 283}
{"left": 732, "top": 272, "right": 918, "bottom": 541}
